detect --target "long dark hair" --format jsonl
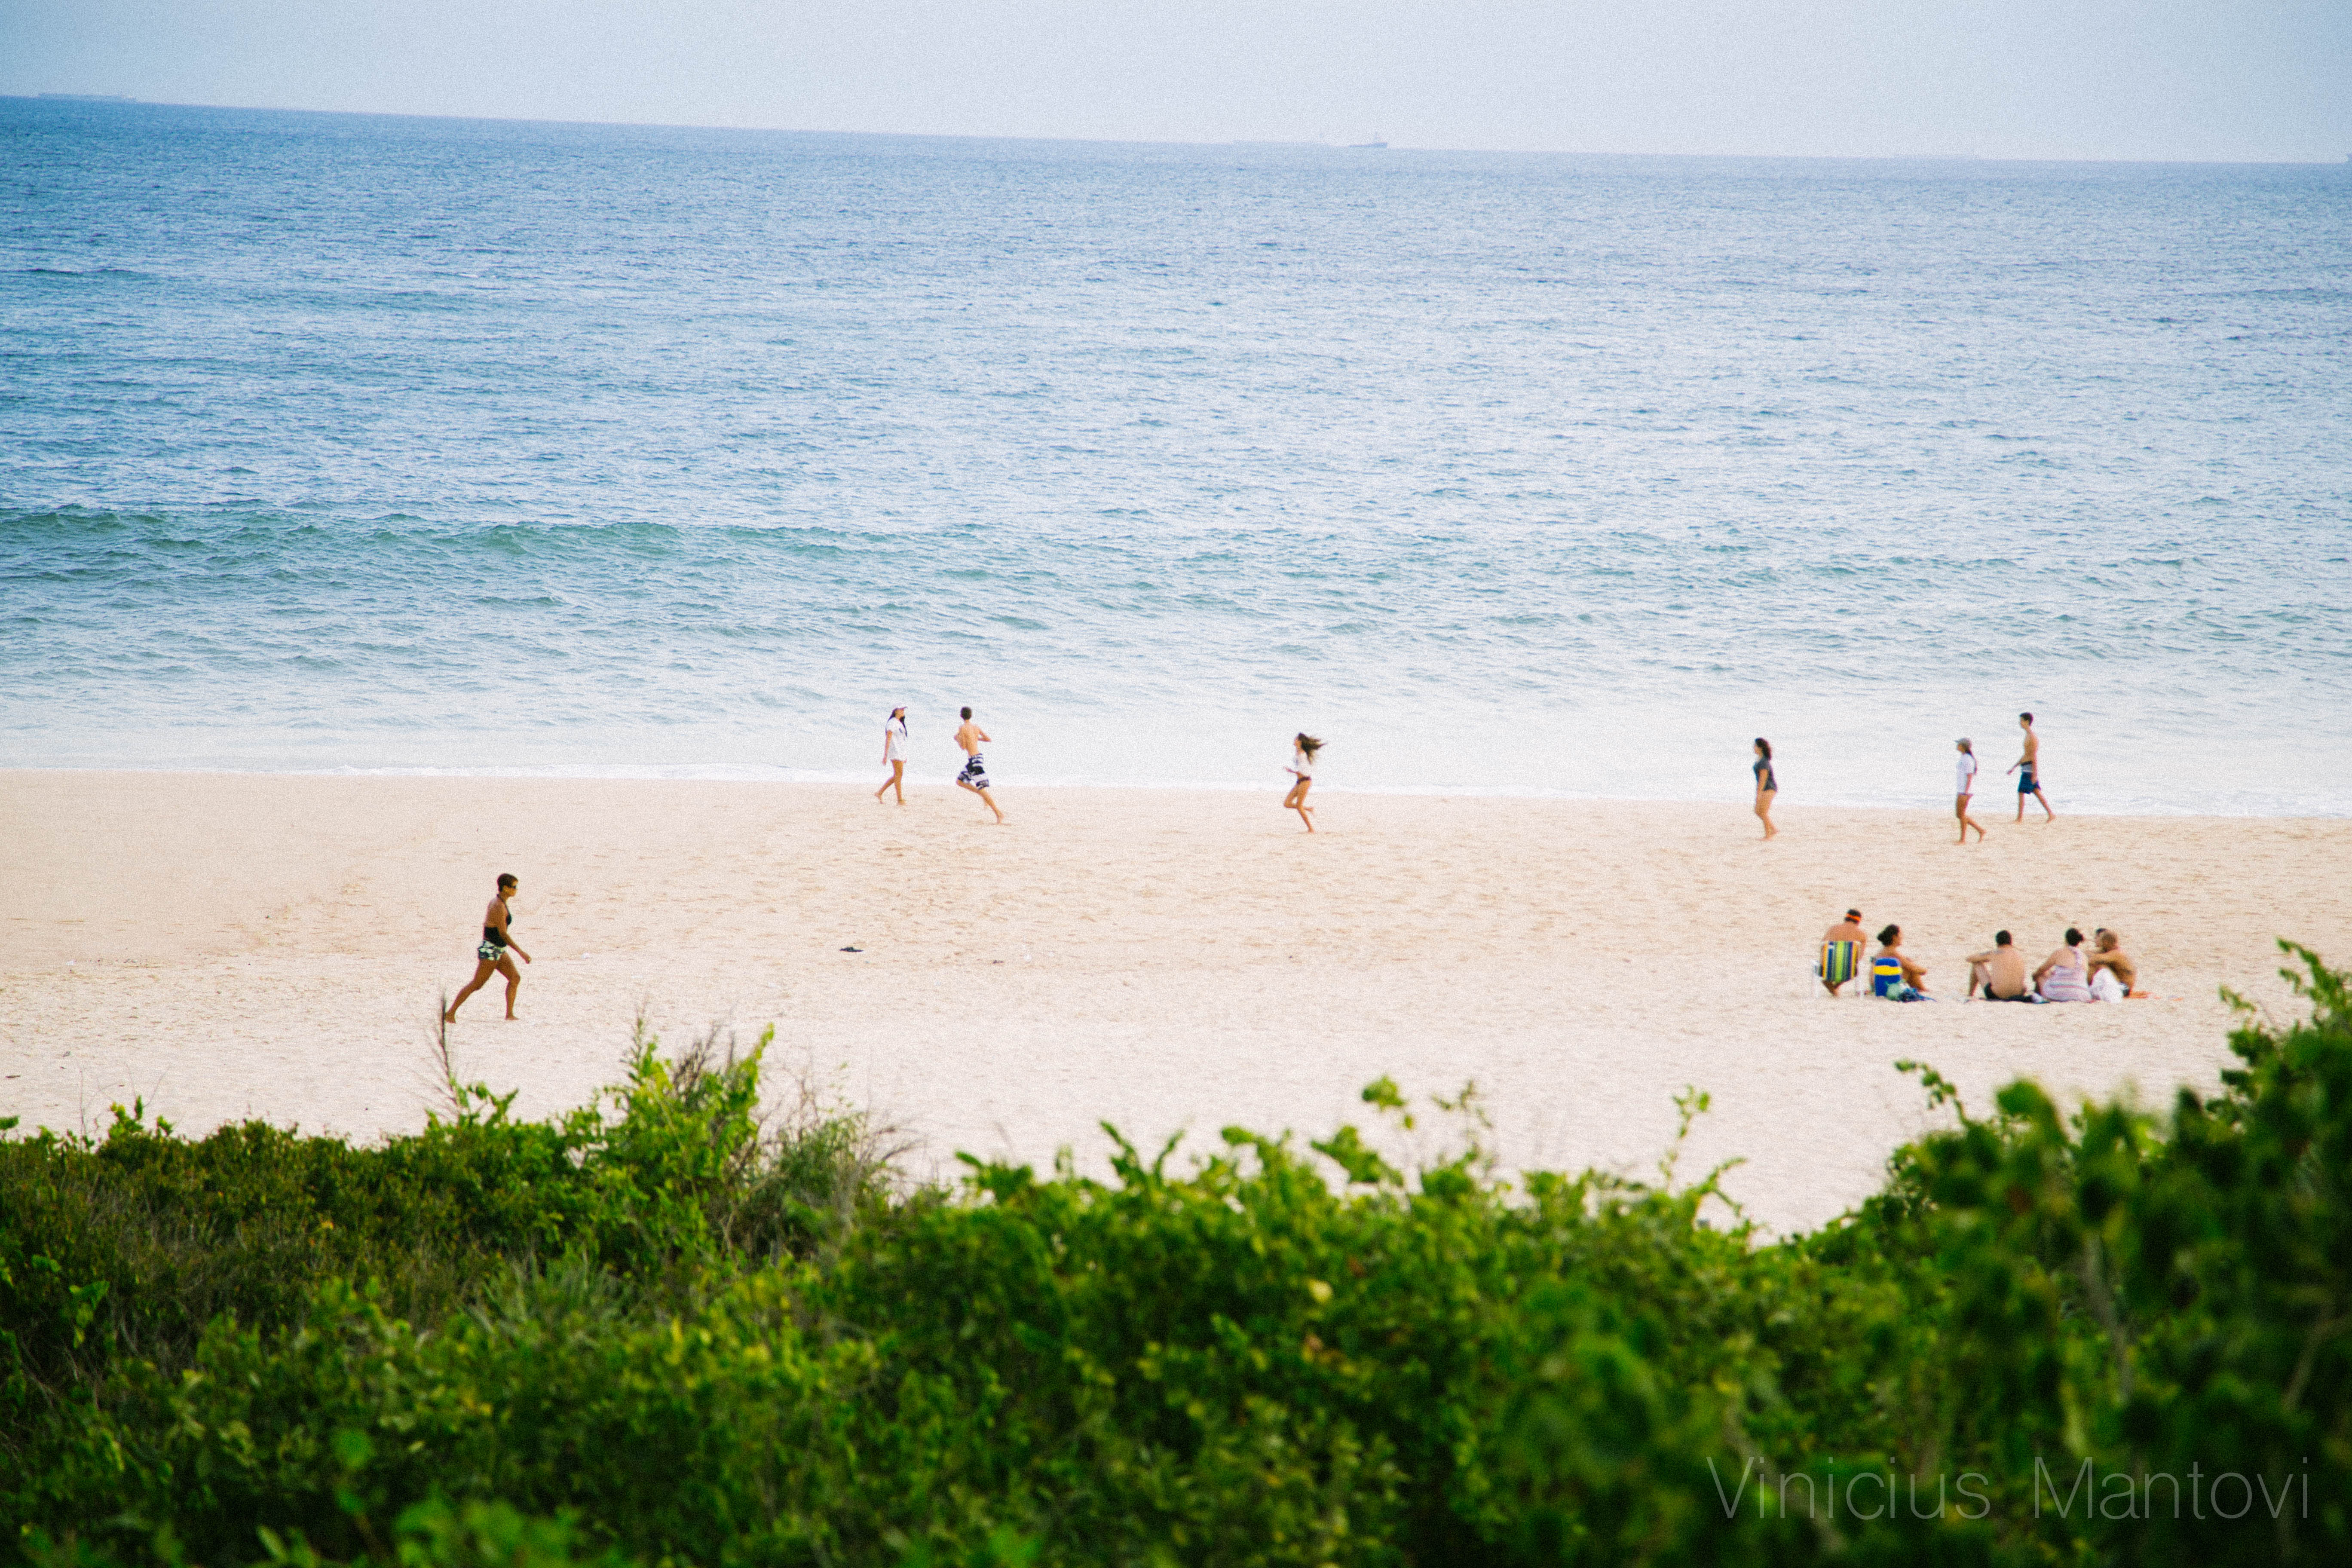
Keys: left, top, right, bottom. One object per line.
{"left": 1754, "top": 737, "right": 1772, "bottom": 761}
{"left": 1295, "top": 732, "right": 1324, "bottom": 760}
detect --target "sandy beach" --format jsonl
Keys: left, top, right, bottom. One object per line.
{"left": 3, "top": 770, "right": 2346, "bottom": 1234}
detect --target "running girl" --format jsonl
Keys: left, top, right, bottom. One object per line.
{"left": 1284, "top": 733, "right": 1323, "bottom": 832}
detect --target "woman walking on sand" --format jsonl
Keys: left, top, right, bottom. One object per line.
{"left": 874, "top": 706, "right": 910, "bottom": 804}
{"left": 1284, "top": 732, "right": 1323, "bottom": 832}
{"left": 446, "top": 872, "right": 530, "bottom": 1022}
{"left": 1752, "top": 738, "right": 1779, "bottom": 839}
{"left": 1954, "top": 738, "right": 1987, "bottom": 844}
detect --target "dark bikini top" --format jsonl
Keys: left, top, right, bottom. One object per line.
{"left": 483, "top": 905, "right": 512, "bottom": 946}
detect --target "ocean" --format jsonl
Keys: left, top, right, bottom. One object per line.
{"left": 5, "top": 98, "right": 2348, "bottom": 814}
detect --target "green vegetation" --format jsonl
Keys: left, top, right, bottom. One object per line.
{"left": 5, "top": 948, "right": 2348, "bottom": 1566}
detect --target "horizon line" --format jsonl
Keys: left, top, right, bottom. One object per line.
{"left": 8, "top": 93, "right": 2346, "bottom": 170}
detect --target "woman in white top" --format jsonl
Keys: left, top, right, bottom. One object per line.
{"left": 1283, "top": 732, "right": 1323, "bottom": 833}
{"left": 1954, "top": 738, "right": 1986, "bottom": 844}
{"left": 2034, "top": 927, "right": 2095, "bottom": 1002}
{"left": 874, "top": 707, "right": 910, "bottom": 804}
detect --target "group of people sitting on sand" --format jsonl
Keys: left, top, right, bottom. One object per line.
{"left": 1817, "top": 910, "right": 2150, "bottom": 1004}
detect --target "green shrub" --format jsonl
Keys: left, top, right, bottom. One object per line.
{"left": 0, "top": 1026, "right": 894, "bottom": 1443}
{"left": 5, "top": 946, "right": 2347, "bottom": 1566}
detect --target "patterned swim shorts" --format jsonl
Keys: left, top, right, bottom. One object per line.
{"left": 477, "top": 940, "right": 509, "bottom": 963}
{"left": 959, "top": 753, "right": 991, "bottom": 790}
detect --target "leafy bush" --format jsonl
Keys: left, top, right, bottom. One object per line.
{"left": 5, "top": 946, "right": 2347, "bottom": 1566}
{"left": 0, "top": 1025, "right": 894, "bottom": 1431}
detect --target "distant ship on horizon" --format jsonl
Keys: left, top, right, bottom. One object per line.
{"left": 1349, "top": 132, "right": 1389, "bottom": 149}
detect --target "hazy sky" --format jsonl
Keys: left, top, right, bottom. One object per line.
{"left": 6, "top": 0, "right": 2349, "bottom": 161}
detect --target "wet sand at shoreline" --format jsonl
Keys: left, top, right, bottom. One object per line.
{"left": 4, "top": 770, "right": 2347, "bottom": 1233}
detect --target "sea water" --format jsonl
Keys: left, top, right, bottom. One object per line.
{"left": 4, "top": 99, "right": 2348, "bottom": 814}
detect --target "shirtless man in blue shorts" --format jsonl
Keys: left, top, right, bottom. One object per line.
{"left": 2008, "top": 712, "right": 2055, "bottom": 822}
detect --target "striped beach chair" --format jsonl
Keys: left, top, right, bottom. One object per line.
{"left": 1816, "top": 940, "right": 1860, "bottom": 997}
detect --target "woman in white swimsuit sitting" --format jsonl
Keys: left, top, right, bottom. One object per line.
{"left": 2034, "top": 927, "right": 2096, "bottom": 1002}
{"left": 1283, "top": 733, "right": 1323, "bottom": 833}
{"left": 874, "top": 706, "right": 909, "bottom": 804}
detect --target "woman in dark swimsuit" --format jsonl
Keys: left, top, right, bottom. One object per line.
{"left": 445, "top": 873, "right": 531, "bottom": 1021}
{"left": 1752, "top": 738, "right": 1779, "bottom": 840}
